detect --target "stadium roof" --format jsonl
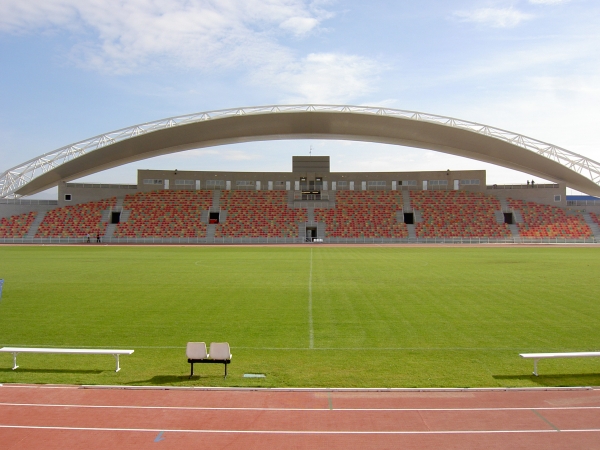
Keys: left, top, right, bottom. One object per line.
{"left": 2, "top": 104, "right": 600, "bottom": 198}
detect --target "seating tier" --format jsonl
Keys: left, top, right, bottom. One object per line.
{"left": 216, "top": 191, "right": 306, "bottom": 238}
{"left": 508, "top": 198, "right": 592, "bottom": 238}
{"left": 315, "top": 191, "right": 408, "bottom": 238}
{"left": 36, "top": 199, "right": 116, "bottom": 238}
{"left": 0, "top": 211, "right": 37, "bottom": 238}
{"left": 114, "top": 190, "right": 212, "bottom": 238}
{"left": 411, "top": 190, "right": 510, "bottom": 238}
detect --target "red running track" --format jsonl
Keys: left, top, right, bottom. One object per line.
{"left": 1, "top": 384, "right": 600, "bottom": 449}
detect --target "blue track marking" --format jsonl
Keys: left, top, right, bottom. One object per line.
{"left": 154, "top": 431, "right": 165, "bottom": 442}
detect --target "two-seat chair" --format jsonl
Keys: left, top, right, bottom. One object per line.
{"left": 186, "top": 342, "right": 232, "bottom": 378}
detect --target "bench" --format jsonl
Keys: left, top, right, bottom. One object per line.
{"left": 520, "top": 352, "right": 600, "bottom": 376}
{"left": 187, "top": 342, "right": 231, "bottom": 378}
{"left": 0, "top": 347, "right": 134, "bottom": 372}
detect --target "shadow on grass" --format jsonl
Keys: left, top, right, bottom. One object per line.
{"left": 132, "top": 374, "right": 228, "bottom": 385}
{"left": 494, "top": 373, "right": 600, "bottom": 386}
{"left": 0, "top": 368, "right": 103, "bottom": 374}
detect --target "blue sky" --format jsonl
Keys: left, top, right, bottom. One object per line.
{"left": 1, "top": 0, "right": 599, "bottom": 197}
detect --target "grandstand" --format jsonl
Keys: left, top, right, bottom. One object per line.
{"left": 411, "top": 190, "right": 511, "bottom": 239}
{"left": 114, "top": 190, "right": 212, "bottom": 238}
{"left": 0, "top": 211, "right": 37, "bottom": 238}
{"left": 1, "top": 155, "right": 599, "bottom": 243}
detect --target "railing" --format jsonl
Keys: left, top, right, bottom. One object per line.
{"left": 0, "top": 199, "right": 58, "bottom": 205}
{"left": 567, "top": 200, "right": 600, "bottom": 206}
{"left": 1, "top": 236, "right": 597, "bottom": 245}
{"left": 487, "top": 184, "right": 559, "bottom": 190}
{"left": 293, "top": 193, "right": 329, "bottom": 201}
{"left": 65, "top": 183, "right": 137, "bottom": 190}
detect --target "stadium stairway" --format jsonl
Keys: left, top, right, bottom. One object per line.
{"left": 406, "top": 224, "right": 417, "bottom": 239}
{"left": 104, "top": 223, "right": 117, "bottom": 239}
{"left": 583, "top": 213, "right": 600, "bottom": 239}
{"left": 211, "top": 190, "right": 221, "bottom": 211}
{"left": 400, "top": 190, "right": 417, "bottom": 238}
{"left": 120, "top": 209, "right": 131, "bottom": 222}
{"left": 496, "top": 198, "right": 521, "bottom": 237}
{"left": 401, "top": 189, "right": 411, "bottom": 207}
{"left": 494, "top": 210, "right": 504, "bottom": 224}
{"left": 513, "top": 210, "right": 524, "bottom": 223}
{"left": 24, "top": 211, "right": 46, "bottom": 238}
{"left": 206, "top": 223, "right": 216, "bottom": 239}
{"left": 508, "top": 224, "right": 520, "bottom": 237}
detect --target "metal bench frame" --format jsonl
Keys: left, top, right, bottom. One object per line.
{"left": 0, "top": 347, "right": 134, "bottom": 372}
{"left": 520, "top": 352, "right": 600, "bottom": 376}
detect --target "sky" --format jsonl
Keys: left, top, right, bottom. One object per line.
{"left": 1, "top": 0, "right": 599, "bottom": 198}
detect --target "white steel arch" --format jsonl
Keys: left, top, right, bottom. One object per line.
{"left": 1, "top": 104, "right": 600, "bottom": 198}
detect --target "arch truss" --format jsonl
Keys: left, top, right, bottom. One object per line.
{"left": 1, "top": 104, "right": 600, "bottom": 198}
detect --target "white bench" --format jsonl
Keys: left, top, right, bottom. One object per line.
{"left": 0, "top": 347, "right": 134, "bottom": 372}
{"left": 520, "top": 352, "right": 600, "bottom": 376}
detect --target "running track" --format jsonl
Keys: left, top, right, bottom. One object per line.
{"left": 2, "top": 385, "right": 600, "bottom": 449}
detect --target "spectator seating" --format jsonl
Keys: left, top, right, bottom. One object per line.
{"left": 0, "top": 211, "right": 37, "bottom": 238}
{"left": 36, "top": 199, "right": 116, "bottom": 238}
{"left": 114, "top": 190, "right": 212, "bottom": 238}
{"left": 411, "top": 190, "right": 510, "bottom": 238}
{"left": 590, "top": 212, "right": 600, "bottom": 226}
{"left": 508, "top": 198, "right": 592, "bottom": 238}
{"left": 216, "top": 190, "right": 306, "bottom": 238}
{"left": 315, "top": 191, "right": 408, "bottom": 238}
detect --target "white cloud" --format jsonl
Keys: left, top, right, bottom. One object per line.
{"left": 0, "top": 0, "right": 329, "bottom": 73}
{"left": 0, "top": 0, "right": 384, "bottom": 104}
{"left": 254, "top": 52, "right": 381, "bottom": 104}
{"left": 529, "top": 0, "right": 572, "bottom": 4}
{"left": 454, "top": 7, "right": 534, "bottom": 28}
{"left": 280, "top": 16, "right": 320, "bottom": 36}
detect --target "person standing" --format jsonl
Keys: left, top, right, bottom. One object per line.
{"left": 96, "top": 232, "right": 101, "bottom": 243}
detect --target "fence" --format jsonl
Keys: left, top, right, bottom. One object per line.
{"left": 1, "top": 236, "right": 597, "bottom": 245}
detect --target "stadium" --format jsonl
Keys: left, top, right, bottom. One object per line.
{"left": 1, "top": 105, "right": 600, "bottom": 243}
{"left": 2, "top": 106, "right": 600, "bottom": 447}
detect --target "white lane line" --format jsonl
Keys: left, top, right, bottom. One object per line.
{"left": 2, "top": 402, "right": 600, "bottom": 412}
{"left": 308, "top": 248, "right": 314, "bottom": 349}
{"left": 1, "top": 424, "right": 600, "bottom": 434}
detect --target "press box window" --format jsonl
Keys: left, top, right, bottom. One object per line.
{"left": 206, "top": 180, "right": 225, "bottom": 189}
{"left": 175, "top": 179, "right": 194, "bottom": 186}
{"left": 554, "top": 195, "right": 561, "bottom": 202}
{"left": 460, "top": 179, "right": 480, "bottom": 185}
{"left": 143, "top": 179, "right": 163, "bottom": 185}
{"left": 236, "top": 180, "right": 255, "bottom": 189}
{"left": 367, "top": 181, "right": 386, "bottom": 190}
{"left": 64, "top": 194, "right": 72, "bottom": 201}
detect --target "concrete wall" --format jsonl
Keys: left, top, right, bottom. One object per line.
{"left": 137, "top": 169, "right": 487, "bottom": 193}
{"left": 489, "top": 184, "right": 566, "bottom": 207}
{"left": 0, "top": 201, "right": 57, "bottom": 220}
{"left": 57, "top": 182, "right": 138, "bottom": 207}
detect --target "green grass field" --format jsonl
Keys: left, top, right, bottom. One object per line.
{"left": 0, "top": 245, "right": 599, "bottom": 388}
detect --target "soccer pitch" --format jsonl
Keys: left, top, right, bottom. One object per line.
{"left": 0, "top": 245, "right": 599, "bottom": 388}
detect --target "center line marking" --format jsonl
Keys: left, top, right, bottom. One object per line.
{"left": 308, "top": 248, "right": 314, "bottom": 349}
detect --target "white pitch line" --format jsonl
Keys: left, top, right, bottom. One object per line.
{"left": 2, "top": 402, "right": 600, "bottom": 412}
{"left": 1, "top": 344, "right": 551, "bottom": 351}
{"left": 2, "top": 424, "right": 600, "bottom": 435}
{"left": 308, "top": 248, "right": 314, "bottom": 349}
